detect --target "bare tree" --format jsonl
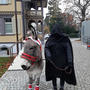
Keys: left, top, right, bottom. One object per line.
{"left": 63, "top": 0, "right": 90, "bottom": 24}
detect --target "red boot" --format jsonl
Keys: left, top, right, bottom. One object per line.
{"left": 28, "top": 84, "right": 32, "bottom": 90}
{"left": 34, "top": 86, "right": 39, "bottom": 90}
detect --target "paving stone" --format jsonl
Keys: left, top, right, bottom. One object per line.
{"left": 0, "top": 39, "right": 90, "bottom": 90}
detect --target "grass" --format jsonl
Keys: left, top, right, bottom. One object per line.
{"left": 0, "top": 57, "right": 14, "bottom": 77}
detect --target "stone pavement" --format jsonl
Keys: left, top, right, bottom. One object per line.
{"left": 0, "top": 38, "right": 90, "bottom": 90}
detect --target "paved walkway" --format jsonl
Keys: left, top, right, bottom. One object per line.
{"left": 0, "top": 38, "right": 90, "bottom": 90}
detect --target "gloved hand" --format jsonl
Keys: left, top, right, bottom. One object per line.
{"left": 65, "top": 65, "right": 72, "bottom": 74}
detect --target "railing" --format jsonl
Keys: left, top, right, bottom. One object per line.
{"left": 26, "top": 10, "right": 42, "bottom": 16}
{"left": 8, "top": 37, "right": 23, "bottom": 57}
{"left": 18, "top": 37, "right": 23, "bottom": 50}
{"left": 8, "top": 44, "right": 16, "bottom": 58}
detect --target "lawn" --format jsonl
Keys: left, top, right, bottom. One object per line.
{"left": 0, "top": 57, "right": 14, "bottom": 77}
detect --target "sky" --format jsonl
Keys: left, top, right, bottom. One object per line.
{"left": 43, "top": 8, "right": 48, "bottom": 18}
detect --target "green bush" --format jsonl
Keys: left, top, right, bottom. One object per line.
{"left": 69, "top": 33, "right": 79, "bottom": 38}
{"left": 63, "top": 25, "right": 76, "bottom": 34}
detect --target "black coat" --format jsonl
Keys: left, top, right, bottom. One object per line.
{"left": 44, "top": 24, "right": 77, "bottom": 85}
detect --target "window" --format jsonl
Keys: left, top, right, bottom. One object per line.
{"left": 4, "top": 18, "right": 13, "bottom": 34}
{"left": 0, "top": 16, "right": 21, "bottom": 35}
{"left": 0, "top": 0, "right": 11, "bottom": 4}
{"left": 0, "top": 17, "right": 13, "bottom": 35}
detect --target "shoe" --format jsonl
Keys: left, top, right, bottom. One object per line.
{"left": 53, "top": 87, "right": 57, "bottom": 90}
{"left": 28, "top": 84, "right": 32, "bottom": 90}
{"left": 34, "top": 86, "right": 39, "bottom": 90}
{"left": 59, "top": 88, "right": 64, "bottom": 90}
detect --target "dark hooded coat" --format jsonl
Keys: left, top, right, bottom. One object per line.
{"left": 45, "top": 24, "right": 77, "bottom": 85}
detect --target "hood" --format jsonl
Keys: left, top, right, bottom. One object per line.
{"left": 51, "top": 23, "right": 64, "bottom": 36}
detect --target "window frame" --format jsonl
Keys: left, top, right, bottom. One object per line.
{"left": 0, "top": 15, "right": 21, "bottom": 36}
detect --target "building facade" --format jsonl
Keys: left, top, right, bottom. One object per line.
{"left": 81, "top": 20, "right": 90, "bottom": 44}
{"left": 0, "top": 0, "right": 47, "bottom": 56}
{"left": 0, "top": 0, "right": 23, "bottom": 56}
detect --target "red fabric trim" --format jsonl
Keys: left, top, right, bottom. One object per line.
{"left": 24, "top": 37, "right": 42, "bottom": 51}
{"left": 37, "top": 40, "right": 42, "bottom": 51}
{"left": 21, "top": 56, "right": 36, "bottom": 62}
{"left": 22, "top": 53, "right": 38, "bottom": 59}
{"left": 25, "top": 37, "right": 29, "bottom": 40}
{"left": 37, "top": 39, "right": 40, "bottom": 45}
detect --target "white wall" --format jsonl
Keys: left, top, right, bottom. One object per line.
{"left": 0, "top": 43, "right": 23, "bottom": 57}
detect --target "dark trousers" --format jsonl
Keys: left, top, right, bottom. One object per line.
{"left": 52, "top": 78, "right": 65, "bottom": 89}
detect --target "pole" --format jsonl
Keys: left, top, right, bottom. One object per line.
{"left": 35, "top": 0, "right": 38, "bottom": 35}
{"left": 41, "top": 0, "right": 44, "bottom": 32}
{"left": 21, "top": 0, "right": 25, "bottom": 40}
{"left": 40, "top": 0, "right": 44, "bottom": 43}
{"left": 15, "top": 0, "right": 19, "bottom": 54}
